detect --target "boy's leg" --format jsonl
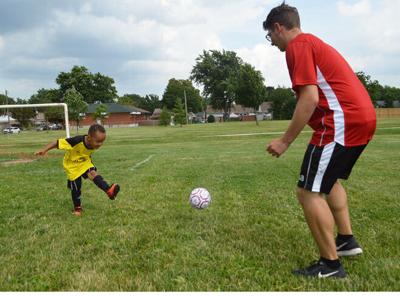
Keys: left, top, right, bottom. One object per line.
{"left": 86, "top": 168, "right": 120, "bottom": 199}
{"left": 68, "top": 177, "right": 82, "bottom": 215}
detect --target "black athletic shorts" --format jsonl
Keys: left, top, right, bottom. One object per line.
{"left": 297, "top": 142, "right": 367, "bottom": 194}
{"left": 67, "top": 167, "right": 97, "bottom": 190}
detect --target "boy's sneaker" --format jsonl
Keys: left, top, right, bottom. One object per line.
{"left": 293, "top": 259, "right": 347, "bottom": 278}
{"left": 73, "top": 206, "right": 82, "bottom": 216}
{"left": 336, "top": 236, "right": 363, "bottom": 257}
{"left": 107, "top": 183, "right": 120, "bottom": 200}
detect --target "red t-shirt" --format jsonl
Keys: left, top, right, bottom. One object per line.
{"left": 286, "top": 33, "right": 376, "bottom": 147}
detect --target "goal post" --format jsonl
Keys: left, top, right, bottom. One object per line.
{"left": 0, "top": 103, "right": 70, "bottom": 138}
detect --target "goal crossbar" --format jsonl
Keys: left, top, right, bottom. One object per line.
{"left": 0, "top": 103, "right": 70, "bottom": 137}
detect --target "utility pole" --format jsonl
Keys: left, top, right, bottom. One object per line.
{"left": 184, "top": 89, "right": 189, "bottom": 125}
{"left": 5, "top": 90, "right": 10, "bottom": 127}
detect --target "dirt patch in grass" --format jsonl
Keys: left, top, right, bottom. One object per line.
{"left": 0, "top": 152, "right": 59, "bottom": 166}
{"left": 2, "top": 159, "right": 36, "bottom": 165}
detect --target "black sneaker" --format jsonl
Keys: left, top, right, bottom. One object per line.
{"left": 293, "top": 260, "right": 347, "bottom": 278}
{"left": 336, "top": 236, "right": 363, "bottom": 257}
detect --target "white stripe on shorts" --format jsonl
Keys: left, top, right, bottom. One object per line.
{"left": 311, "top": 142, "right": 336, "bottom": 192}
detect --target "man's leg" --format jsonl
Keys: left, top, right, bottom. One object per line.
{"left": 296, "top": 187, "right": 337, "bottom": 260}
{"left": 327, "top": 181, "right": 363, "bottom": 256}
{"left": 326, "top": 181, "right": 352, "bottom": 235}
{"left": 293, "top": 187, "right": 346, "bottom": 278}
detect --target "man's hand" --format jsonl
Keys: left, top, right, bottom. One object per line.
{"left": 266, "top": 138, "right": 290, "bottom": 158}
{"left": 266, "top": 85, "right": 318, "bottom": 158}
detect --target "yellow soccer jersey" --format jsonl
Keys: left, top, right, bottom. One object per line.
{"left": 57, "top": 135, "right": 95, "bottom": 181}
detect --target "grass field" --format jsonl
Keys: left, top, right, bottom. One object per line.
{"left": 0, "top": 119, "right": 399, "bottom": 291}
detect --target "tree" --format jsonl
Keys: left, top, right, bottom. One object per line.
{"left": 159, "top": 107, "right": 171, "bottom": 126}
{"left": 356, "top": 71, "right": 383, "bottom": 106}
{"left": 29, "top": 88, "right": 61, "bottom": 104}
{"left": 92, "top": 104, "right": 108, "bottom": 125}
{"left": 0, "top": 94, "right": 15, "bottom": 105}
{"left": 267, "top": 87, "right": 296, "bottom": 120}
{"left": 29, "top": 88, "right": 64, "bottom": 123}
{"left": 119, "top": 93, "right": 161, "bottom": 113}
{"left": 380, "top": 86, "right": 400, "bottom": 107}
{"left": 0, "top": 94, "right": 15, "bottom": 115}
{"left": 9, "top": 99, "right": 36, "bottom": 128}
{"left": 162, "top": 79, "right": 203, "bottom": 113}
{"left": 56, "top": 66, "right": 117, "bottom": 103}
{"left": 118, "top": 93, "right": 144, "bottom": 106}
{"left": 92, "top": 72, "right": 118, "bottom": 103}
{"left": 64, "top": 87, "right": 88, "bottom": 132}
{"left": 143, "top": 94, "right": 162, "bottom": 113}
{"left": 235, "top": 63, "right": 266, "bottom": 125}
{"left": 190, "top": 50, "right": 242, "bottom": 119}
{"left": 173, "top": 98, "right": 186, "bottom": 126}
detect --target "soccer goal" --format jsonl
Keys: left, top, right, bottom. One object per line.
{"left": 0, "top": 103, "right": 70, "bottom": 137}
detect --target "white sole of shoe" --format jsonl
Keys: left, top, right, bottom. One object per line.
{"left": 337, "top": 248, "right": 363, "bottom": 256}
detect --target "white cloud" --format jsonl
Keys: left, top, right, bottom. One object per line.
{"left": 237, "top": 44, "right": 290, "bottom": 88}
{"left": 337, "top": 0, "right": 371, "bottom": 16}
{"left": 0, "top": 35, "right": 4, "bottom": 51}
{"left": 335, "top": 0, "right": 400, "bottom": 86}
{"left": 1, "top": 0, "right": 399, "bottom": 100}
{"left": 6, "top": 57, "right": 81, "bottom": 73}
{"left": 0, "top": 78, "right": 57, "bottom": 99}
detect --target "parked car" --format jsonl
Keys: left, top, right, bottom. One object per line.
{"left": 49, "top": 123, "right": 63, "bottom": 130}
{"left": 3, "top": 127, "right": 21, "bottom": 134}
{"left": 36, "top": 124, "right": 50, "bottom": 131}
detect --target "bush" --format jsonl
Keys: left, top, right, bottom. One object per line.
{"left": 207, "top": 114, "right": 215, "bottom": 123}
{"left": 159, "top": 107, "right": 171, "bottom": 126}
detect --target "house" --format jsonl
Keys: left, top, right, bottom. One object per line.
{"left": 76, "top": 103, "right": 151, "bottom": 127}
{"left": 150, "top": 108, "right": 162, "bottom": 120}
{"left": 195, "top": 102, "right": 273, "bottom": 122}
{"left": 0, "top": 114, "right": 17, "bottom": 129}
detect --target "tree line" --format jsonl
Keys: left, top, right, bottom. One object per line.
{"left": 1, "top": 51, "right": 399, "bottom": 128}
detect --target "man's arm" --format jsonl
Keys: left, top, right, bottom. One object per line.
{"left": 267, "top": 85, "right": 319, "bottom": 157}
{"left": 35, "top": 141, "right": 58, "bottom": 156}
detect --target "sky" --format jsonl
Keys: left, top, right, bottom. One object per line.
{"left": 0, "top": 0, "right": 399, "bottom": 100}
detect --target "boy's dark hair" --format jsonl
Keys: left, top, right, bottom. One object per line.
{"left": 88, "top": 124, "right": 106, "bottom": 135}
{"left": 263, "top": 1, "right": 300, "bottom": 31}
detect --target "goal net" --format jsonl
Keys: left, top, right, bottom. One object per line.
{"left": 0, "top": 103, "right": 70, "bottom": 137}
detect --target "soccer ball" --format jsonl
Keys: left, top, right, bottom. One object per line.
{"left": 189, "top": 188, "right": 211, "bottom": 209}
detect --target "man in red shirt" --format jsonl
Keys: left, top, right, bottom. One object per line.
{"left": 263, "top": 2, "right": 376, "bottom": 278}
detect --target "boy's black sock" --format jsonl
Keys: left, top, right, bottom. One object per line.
{"left": 71, "top": 193, "right": 81, "bottom": 207}
{"left": 320, "top": 257, "right": 341, "bottom": 269}
{"left": 93, "top": 175, "right": 110, "bottom": 192}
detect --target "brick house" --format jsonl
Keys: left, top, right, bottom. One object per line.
{"left": 75, "top": 103, "right": 151, "bottom": 127}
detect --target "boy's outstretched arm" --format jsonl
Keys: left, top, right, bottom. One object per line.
{"left": 35, "top": 141, "right": 58, "bottom": 156}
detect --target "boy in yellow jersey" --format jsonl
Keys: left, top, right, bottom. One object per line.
{"left": 35, "top": 124, "right": 120, "bottom": 216}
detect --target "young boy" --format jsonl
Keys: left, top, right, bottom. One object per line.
{"left": 35, "top": 124, "right": 120, "bottom": 216}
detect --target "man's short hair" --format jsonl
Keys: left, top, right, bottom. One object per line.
{"left": 263, "top": 1, "right": 300, "bottom": 31}
{"left": 88, "top": 124, "right": 106, "bottom": 136}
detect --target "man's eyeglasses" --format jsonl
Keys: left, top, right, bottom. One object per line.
{"left": 265, "top": 32, "right": 272, "bottom": 42}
